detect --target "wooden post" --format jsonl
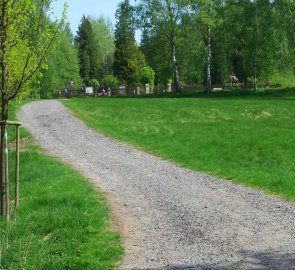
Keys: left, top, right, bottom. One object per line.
{"left": 0, "top": 120, "right": 22, "bottom": 219}
{"left": 15, "top": 125, "right": 20, "bottom": 209}
{"left": 2, "top": 123, "right": 9, "bottom": 219}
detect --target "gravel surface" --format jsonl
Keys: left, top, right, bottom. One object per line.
{"left": 19, "top": 100, "right": 295, "bottom": 270}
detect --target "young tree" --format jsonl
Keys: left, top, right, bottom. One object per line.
{"left": 0, "top": 0, "right": 65, "bottom": 219}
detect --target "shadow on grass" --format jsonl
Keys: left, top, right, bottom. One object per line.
{"left": 121, "top": 251, "right": 295, "bottom": 270}
{"left": 114, "top": 88, "right": 295, "bottom": 100}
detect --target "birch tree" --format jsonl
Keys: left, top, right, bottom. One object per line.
{"left": 88, "top": 16, "right": 115, "bottom": 80}
{"left": 137, "top": 0, "right": 187, "bottom": 92}
{"left": 188, "top": 0, "right": 220, "bottom": 93}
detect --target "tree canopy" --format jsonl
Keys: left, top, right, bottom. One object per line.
{"left": 135, "top": 0, "right": 295, "bottom": 89}
{"left": 113, "top": 0, "right": 146, "bottom": 87}
{"left": 0, "top": 0, "right": 66, "bottom": 219}
{"left": 75, "top": 15, "right": 98, "bottom": 83}
{"left": 39, "top": 25, "right": 81, "bottom": 98}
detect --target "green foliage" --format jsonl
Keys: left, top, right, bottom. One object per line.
{"left": 90, "top": 79, "right": 100, "bottom": 89}
{"left": 88, "top": 16, "right": 115, "bottom": 80}
{"left": 0, "top": 0, "right": 66, "bottom": 110}
{"left": 269, "top": 72, "right": 295, "bottom": 88}
{"left": 39, "top": 25, "right": 82, "bottom": 99}
{"left": 218, "top": 0, "right": 273, "bottom": 83}
{"left": 135, "top": 0, "right": 295, "bottom": 87}
{"left": 0, "top": 0, "right": 66, "bottom": 221}
{"left": 64, "top": 92, "right": 295, "bottom": 201}
{"left": 76, "top": 16, "right": 99, "bottom": 83}
{"left": 139, "top": 66, "right": 155, "bottom": 89}
{"left": 104, "top": 75, "right": 119, "bottom": 90}
{"left": 176, "top": 22, "right": 206, "bottom": 85}
{"left": 114, "top": 0, "right": 146, "bottom": 86}
{"left": 137, "top": 0, "right": 186, "bottom": 90}
{"left": 140, "top": 29, "right": 173, "bottom": 85}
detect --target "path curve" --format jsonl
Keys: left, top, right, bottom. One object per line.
{"left": 19, "top": 100, "right": 295, "bottom": 269}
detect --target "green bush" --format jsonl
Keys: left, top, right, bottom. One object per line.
{"left": 90, "top": 79, "right": 100, "bottom": 89}
{"left": 104, "top": 75, "right": 119, "bottom": 90}
{"left": 139, "top": 66, "right": 155, "bottom": 90}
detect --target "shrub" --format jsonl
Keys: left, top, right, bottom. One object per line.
{"left": 104, "top": 75, "right": 119, "bottom": 90}
{"left": 90, "top": 79, "right": 100, "bottom": 89}
{"left": 139, "top": 66, "right": 155, "bottom": 90}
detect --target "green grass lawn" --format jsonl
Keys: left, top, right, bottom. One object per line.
{"left": 0, "top": 102, "right": 123, "bottom": 269}
{"left": 63, "top": 90, "right": 295, "bottom": 201}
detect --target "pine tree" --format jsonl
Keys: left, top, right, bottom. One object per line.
{"left": 76, "top": 16, "right": 99, "bottom": 83}
{"left": 113, "top": 0, "right": 146, "bottom": 86}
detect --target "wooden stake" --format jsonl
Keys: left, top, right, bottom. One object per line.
{"left": 3, "top": 124, "right": 9, "bottom": 219}
{"left": 15, "top": 126, "right": 20, "bottom": 209}
{"left": 0, "top": 121, "right": 22, "bottom": 219}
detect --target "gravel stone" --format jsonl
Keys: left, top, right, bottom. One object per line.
{"left": 19, "top": 100, "right": 295, "bottom": 270}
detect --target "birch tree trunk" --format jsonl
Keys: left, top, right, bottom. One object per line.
{"left": 171, "top": 33, "right": 181, "bottom": 92}
{"left": 206, "top": 28, "right": 212, "bottom": 93}
{"left": 253, "top": 53, "right": 257, "bottom": 91}
{"left": 253, "top": 0, "right": 258, "bottom": 92}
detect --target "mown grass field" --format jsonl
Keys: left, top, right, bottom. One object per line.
{"left": 0, "top": 102, "right": 123, "bottom": 269}
{"left": 63, "top": 89, "right": 295, "bottom": 201}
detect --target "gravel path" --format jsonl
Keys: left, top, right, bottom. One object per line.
{"left": 19, "top": 100, "right": 295, "bottom": 270}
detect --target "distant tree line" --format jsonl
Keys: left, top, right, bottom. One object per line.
{"left": 35, "top": 0, "right": 295, "bottom": 98}
{"left": 134, "top": 0, "right": 295, "bottom": 91}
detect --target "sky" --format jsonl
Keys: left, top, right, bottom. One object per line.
{"left": 52, "top": 0, "right": 136, "bottom": 36}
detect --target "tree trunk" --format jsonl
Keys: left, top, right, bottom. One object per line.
{"left": 206, "top": 29, "right": 212, "bottom": 94}
{"left": 253, "top": 61, "right": 257, "bottom": 92}
{"left": 0, "top": 1, "right": 9, "bottom": 219}
{"left": 0, "top": 96, "right": 9, "bottom": 220}
{"left": 170, "top": 33, "right": 181, "bottom": 92}
{"left": 253, "top": 0, "right": 258, "bottom": 92}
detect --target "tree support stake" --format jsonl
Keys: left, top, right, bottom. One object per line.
{"left": 0, "top": 120, "right": 22, "bottom": 220}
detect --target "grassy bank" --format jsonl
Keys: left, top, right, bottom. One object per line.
{"left": 63, "top": 89, "right": 295, "bottom": 201}
{"left": 0, "top": 103, "right": 123, "bottom": 269}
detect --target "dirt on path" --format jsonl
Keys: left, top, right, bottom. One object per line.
{"left": 19, "top": 100, "right": 295, "bottom": 270}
